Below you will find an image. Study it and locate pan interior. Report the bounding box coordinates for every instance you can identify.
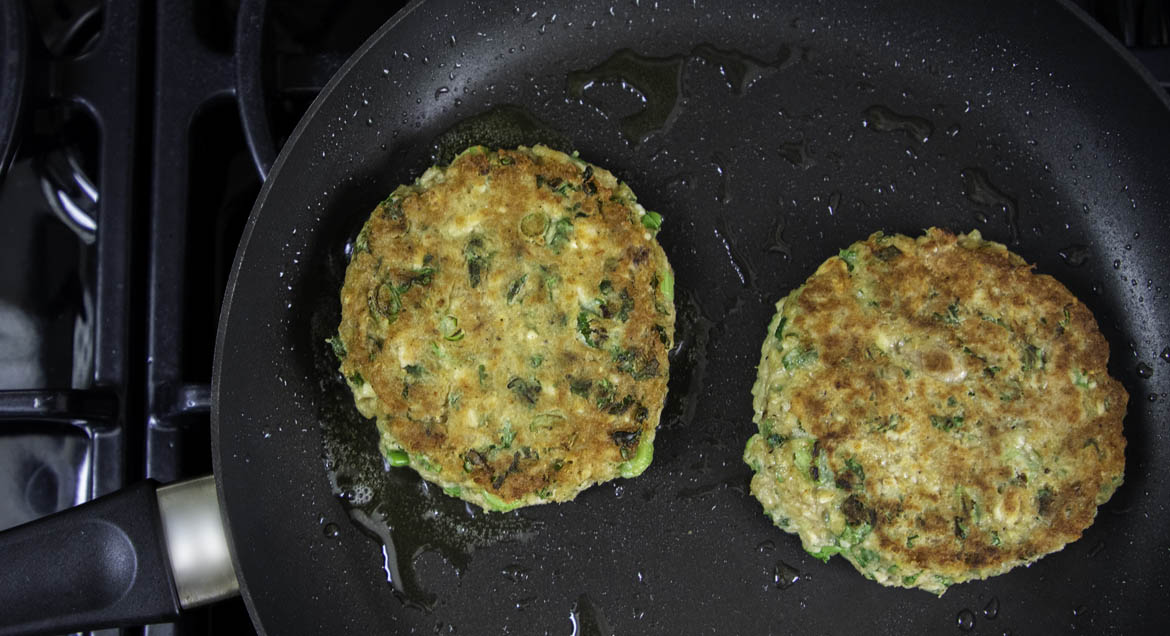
[213,1,1170,634]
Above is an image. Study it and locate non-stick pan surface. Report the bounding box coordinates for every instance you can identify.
[213,1,1170,633]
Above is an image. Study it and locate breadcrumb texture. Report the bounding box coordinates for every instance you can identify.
[743,228,1127,594]
[336,145,675,511]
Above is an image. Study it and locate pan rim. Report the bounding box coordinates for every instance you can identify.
[209,1,427,632]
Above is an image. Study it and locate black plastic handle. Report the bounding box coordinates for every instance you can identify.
[0,480,182,636]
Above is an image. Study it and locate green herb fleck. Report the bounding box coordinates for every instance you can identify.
[500,423,516,448]
[641,211,663,233]
[545,217,574,252]
[353,225,370,255]
[569,377,592,397]
[807,545,843,563]
[930,414,965,432]
[506,274,528,304]
[347,371,364,387]
[507,376,541,405]
[773,316,787,343]
[327,335,347,361]
[370,282,402,321]
[477,364,488,387]
[844,457,866,482]
[577,311,606,348]
[782,346,818,370]
[838,248,858,272]
[463,235,491,288]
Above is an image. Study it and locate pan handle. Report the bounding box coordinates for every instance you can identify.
[0,476,239,636]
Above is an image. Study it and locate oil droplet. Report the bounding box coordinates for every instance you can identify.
[323,522,340,538]
[960,167,1019,243]
[827,191,841,216]
[862,104,935,143]
[956,608,976,631]
[691,43,782,94]
[1159,346,1170,362]
[773,561,801,590]
[1058,244,1090,267]
[983,596,1000,619]
[566,49,683,145]
[514,596,536,611]
[1148,393,1158,402]
[501,564,531,582]
[1137,362,1154,379]
[430,105,572,165]
[1073,604,1088,617]
[1112,259,1121,269]
[756,539,776,553]
[778,139,813,168]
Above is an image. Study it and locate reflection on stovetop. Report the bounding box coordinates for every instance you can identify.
[0,0,1165,634]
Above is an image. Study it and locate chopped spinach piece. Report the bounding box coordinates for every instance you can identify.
[507,376,541,405]
[506,274,528,304]
[782,346,818,370]
[844,457,866,482]
[838,248,858,272]
[930,414,965,432]
[327,335,347,361]
[463,236,491,288]
[773,316,787,343]
[370,282,402,321]
[545,217,574,252]
[641,211,663,233]
[353,225,370,255]
[577,311,607,348]
[568,377,592,397]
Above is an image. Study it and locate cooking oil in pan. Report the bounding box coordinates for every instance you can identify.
[429,104,572,163]
[861,104,934,144]
[566,45,789,145]
[959,166,1020,242]
[315,328,540,610]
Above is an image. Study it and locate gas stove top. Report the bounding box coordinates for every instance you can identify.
[0,1,1164,634]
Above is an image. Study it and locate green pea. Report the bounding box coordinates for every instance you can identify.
[386,449,410,467]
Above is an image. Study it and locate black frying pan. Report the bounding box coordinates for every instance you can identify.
[4,0,1170,634]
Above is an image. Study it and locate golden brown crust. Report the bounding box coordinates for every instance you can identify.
[744,228,1126,593]
[335,145,674,510]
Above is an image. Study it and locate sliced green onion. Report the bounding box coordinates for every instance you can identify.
[439,314,464,341]
[618,438,654,478]
[520,212,549,238]
[659,269,674,302]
